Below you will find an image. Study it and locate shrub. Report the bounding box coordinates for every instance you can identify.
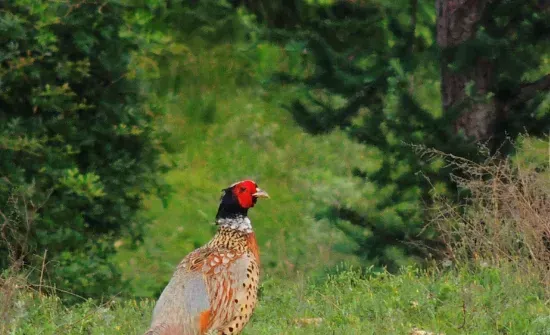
[0,1,168,301]
[428,136,550,281]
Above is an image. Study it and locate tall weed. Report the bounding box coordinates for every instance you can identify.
[426,136,550,283]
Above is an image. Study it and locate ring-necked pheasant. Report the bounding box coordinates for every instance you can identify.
[145,180,269,335]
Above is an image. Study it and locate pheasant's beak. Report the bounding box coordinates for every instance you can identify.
[252,188,270,199]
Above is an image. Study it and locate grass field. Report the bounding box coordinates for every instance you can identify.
[4,266,550,334]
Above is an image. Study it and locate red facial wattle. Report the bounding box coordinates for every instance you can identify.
[232,180,258,209]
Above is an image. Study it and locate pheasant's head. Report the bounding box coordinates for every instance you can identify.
[216,180,269,219]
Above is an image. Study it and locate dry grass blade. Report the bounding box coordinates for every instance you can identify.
[426,135,550,286]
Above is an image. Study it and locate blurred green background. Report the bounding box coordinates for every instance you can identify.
[1,0,549,333]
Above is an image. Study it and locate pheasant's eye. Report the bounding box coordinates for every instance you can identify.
[240,187,247,192]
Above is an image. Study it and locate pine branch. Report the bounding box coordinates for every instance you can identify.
[409,0,417,53]
[512,74,550,106]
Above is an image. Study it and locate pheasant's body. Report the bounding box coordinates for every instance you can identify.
[145,181,268,335]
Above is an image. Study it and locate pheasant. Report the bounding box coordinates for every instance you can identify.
[145,180,269,335]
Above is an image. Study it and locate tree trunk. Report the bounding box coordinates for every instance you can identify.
[436,0,496,141]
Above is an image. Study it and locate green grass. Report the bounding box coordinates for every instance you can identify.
[4,266,550,334]
[250,266,550,334]
[115,42,366,297]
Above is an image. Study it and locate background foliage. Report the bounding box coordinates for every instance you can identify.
[255,0,550,271]
[0,0,173,301]
[0,4,549,335]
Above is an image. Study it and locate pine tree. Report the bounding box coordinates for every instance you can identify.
[264,0,550,270]
[437,0,550,145]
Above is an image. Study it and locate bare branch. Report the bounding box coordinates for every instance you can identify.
[515,74,550,105]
